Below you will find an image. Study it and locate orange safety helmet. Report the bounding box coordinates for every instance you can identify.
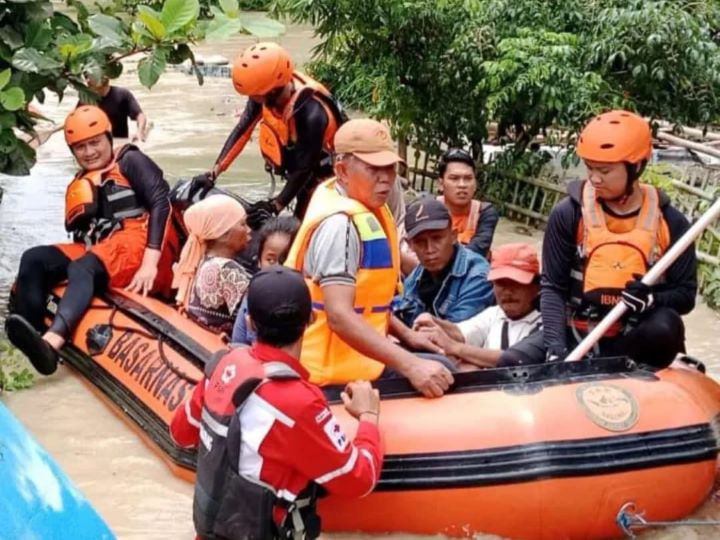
[576,110,652,165]
[231,42,294,96]
[64,106,112,146]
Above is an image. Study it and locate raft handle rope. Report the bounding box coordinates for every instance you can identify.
[616,502,720,538]
[106,306,201,385]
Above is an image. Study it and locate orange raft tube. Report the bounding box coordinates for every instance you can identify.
[42,287,720,540]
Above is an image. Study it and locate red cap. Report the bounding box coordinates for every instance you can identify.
[488,243,540,284]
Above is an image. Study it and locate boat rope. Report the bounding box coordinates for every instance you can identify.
[107,306,201,385]
[616,502,720,538]
[157,338,202,384]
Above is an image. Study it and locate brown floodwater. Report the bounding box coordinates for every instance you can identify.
[2,23,720,540]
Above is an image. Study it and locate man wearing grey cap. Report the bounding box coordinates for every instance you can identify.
[285,118,454,398]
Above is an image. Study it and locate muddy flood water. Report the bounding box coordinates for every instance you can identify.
[2,23,720,540]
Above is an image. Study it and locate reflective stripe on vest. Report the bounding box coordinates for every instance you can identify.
[66,145,147,244]
[259,72,340,170]
[285,179,400,385]
[194,349,302,538]
[568,181,662,312]
[438,196,480,245]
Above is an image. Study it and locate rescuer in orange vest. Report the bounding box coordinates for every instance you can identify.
[193,42,347,228]
[436,148,499,258]
[6,106,177,376]
[499,110,697,368]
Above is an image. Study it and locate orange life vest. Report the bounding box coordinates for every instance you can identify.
[572,182,662,311]
[438,196,481,244]
[258,72,342,172]
[285,179,400,385]
[64,145,145,244]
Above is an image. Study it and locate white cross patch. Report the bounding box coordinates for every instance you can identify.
[221,364,237,384]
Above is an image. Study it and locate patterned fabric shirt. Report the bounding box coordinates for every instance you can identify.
[187,256,251,335]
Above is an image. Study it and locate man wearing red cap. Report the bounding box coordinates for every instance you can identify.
[415,243,542,368]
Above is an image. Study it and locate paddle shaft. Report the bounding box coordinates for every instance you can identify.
[565,195,720,362]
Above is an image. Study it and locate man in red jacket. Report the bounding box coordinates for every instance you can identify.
[171,266,383,540]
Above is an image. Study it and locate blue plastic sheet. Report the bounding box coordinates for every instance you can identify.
[0,401,115,540]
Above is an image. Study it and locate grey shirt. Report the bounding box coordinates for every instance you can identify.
[304,213,361,287]
[304,177,403,287]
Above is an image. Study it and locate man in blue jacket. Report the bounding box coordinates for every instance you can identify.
[391,197,494,349]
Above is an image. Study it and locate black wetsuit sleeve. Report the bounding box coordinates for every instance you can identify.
[214,99,263,171]
[652,206,697,314]
[540,197,579,351]
[275,98,328,208]
[119,150,170,250]
[124,89,142,119]
[467,202,499,258]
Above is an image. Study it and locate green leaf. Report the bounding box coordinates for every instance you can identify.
[3,136,36,176]
[57,34,94,62]
[66,0,90,23]
[21,1,53,22]
[88,14,125,46]
[0,127,17,151]
[105,61,124,79]
[12,48,63,73]
[205,13,244,41]
[0,112,16,128]
[24,21,53,50]
[71,81,99,105]
[81,56,104,82]
[138,49,167,88]
[167,43,193,64]
[51,12,80,35]
[0,26,24,50]
[91,37,124,53]
[219,0,239,18]
[138,6,167,40]
[0,42,13,63]
[0,87,26,111]
[242,16,286,38]
[161,0,200,34]
[0,69,10,91]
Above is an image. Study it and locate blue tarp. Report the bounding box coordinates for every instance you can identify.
[0,401,115,540]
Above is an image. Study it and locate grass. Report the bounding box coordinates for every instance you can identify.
[0,337,35,393]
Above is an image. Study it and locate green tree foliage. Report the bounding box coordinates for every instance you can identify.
[275,0,720,157]
[0,0,284,175]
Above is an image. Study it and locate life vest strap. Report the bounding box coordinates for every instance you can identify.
[311,302,392,314]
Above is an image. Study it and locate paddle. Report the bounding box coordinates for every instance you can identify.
[565,194,720,362]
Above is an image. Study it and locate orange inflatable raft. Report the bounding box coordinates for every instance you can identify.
[41,287,720,539]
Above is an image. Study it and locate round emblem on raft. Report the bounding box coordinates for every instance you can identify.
[576,383,639,432]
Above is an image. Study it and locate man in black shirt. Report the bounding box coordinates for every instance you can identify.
[6,106,174,377]
[501,110,696,369]
[194,42,346,227]
[82,75,148,141]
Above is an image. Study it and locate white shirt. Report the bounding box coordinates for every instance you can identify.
[456,306,542,350]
